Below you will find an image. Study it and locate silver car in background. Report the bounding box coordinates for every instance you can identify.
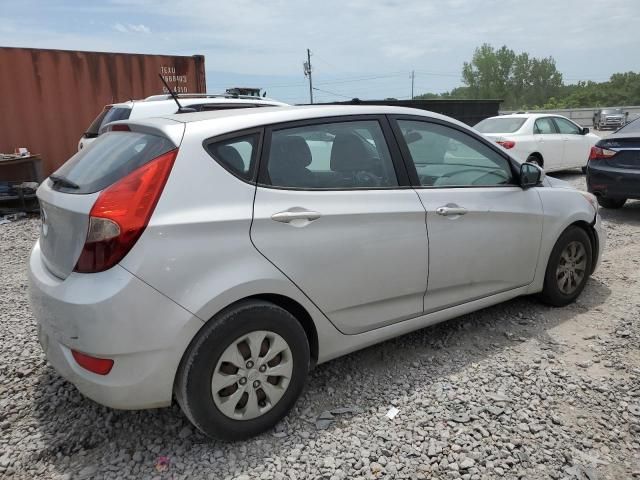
[29,105,604,440]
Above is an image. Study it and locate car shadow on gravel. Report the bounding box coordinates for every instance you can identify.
[29,278,611,477]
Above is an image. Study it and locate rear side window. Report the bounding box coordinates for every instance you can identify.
[264,120,398,189]
[206,134,259,181]
[534,118,557,134]
[52,131,175,194]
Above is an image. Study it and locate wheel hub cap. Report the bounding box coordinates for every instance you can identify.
[211,330,293,420]
[556,241,587,295]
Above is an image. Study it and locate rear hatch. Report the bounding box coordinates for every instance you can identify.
[38,120,185,279]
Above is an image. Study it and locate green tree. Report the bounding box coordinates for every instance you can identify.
[460,44,562,108]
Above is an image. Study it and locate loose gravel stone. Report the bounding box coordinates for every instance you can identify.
[1,176,639,479]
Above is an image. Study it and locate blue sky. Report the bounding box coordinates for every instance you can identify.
[1,0,639,104]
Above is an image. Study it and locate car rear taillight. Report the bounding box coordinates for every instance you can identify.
[74,149,177,273]
[110,124,131,132]
[589,146,617,161]
[496,140,515,149]
[71,350,114,375]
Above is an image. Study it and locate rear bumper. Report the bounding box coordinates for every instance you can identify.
[587,164,640,199]
[28,240,203,409]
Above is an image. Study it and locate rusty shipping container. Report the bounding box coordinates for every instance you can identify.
[0,47,206,176]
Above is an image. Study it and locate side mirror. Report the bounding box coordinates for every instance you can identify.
[581,127,590,135]
[520,162,544,189]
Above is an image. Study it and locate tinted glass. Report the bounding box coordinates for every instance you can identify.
[553,117,581,134]
[397,120,513,187]
[85,107,111,137]
[207,134,258,180]
[53,131,175,194]
[474,117,526,133]
[617,118,640,134]
[265,121,398,189]
[98,107,132,133]
[534,118,556,134]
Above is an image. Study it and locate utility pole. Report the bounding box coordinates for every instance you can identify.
[304,49,313,104]
[410,70,415,100]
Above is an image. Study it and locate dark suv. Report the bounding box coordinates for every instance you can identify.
[593,108,627,130]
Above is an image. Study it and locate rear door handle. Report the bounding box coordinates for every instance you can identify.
[436,206,467,216]
[271,210,321,223]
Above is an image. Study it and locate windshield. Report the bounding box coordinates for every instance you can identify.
[474,117,527,133]
[616,118,640,134]
[602,109,623,114]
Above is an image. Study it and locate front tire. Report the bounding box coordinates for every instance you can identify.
[597,196,626,209]
[540,226,592,307]
[175,300,310,440]
[526,155,542,167]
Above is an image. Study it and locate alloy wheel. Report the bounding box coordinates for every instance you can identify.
[556,241,587,295]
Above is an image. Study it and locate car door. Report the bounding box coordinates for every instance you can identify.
[532,117,564,170]
[552,117,590,169]
[391,116,544,313]
[250,116,429,335]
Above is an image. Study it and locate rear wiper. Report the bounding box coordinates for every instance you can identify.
[49,174,80,189]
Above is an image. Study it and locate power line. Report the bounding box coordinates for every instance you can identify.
[312,87,353,99]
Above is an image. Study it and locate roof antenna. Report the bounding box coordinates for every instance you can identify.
[158,74,196,113]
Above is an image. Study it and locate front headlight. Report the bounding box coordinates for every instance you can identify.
[580,191,598,213]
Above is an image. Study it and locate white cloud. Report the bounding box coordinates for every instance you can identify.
[2,0,639,101]
[112,22,151,34]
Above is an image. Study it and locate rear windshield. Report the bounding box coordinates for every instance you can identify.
[99,107,132,131]
[52,131,175,194]
[474,117,527,133]
[85,107,111,137]
[617,118,640,134]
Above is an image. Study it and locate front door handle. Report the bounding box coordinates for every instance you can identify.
[271,210,321,223]
[436,206,467,216]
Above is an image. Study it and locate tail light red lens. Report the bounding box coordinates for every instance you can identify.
[110,124,131,132]
[589,146,617,160]
[496,140,515,149]
[74,149,178,273]
[71,350,114,375]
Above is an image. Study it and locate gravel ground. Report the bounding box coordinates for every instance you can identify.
[1,172,639,480]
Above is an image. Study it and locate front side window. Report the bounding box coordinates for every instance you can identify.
[265,120,398,189]
[533,117,557,134]
[397,120,513,187]
[207,134,258,180]
[553,117,581,135]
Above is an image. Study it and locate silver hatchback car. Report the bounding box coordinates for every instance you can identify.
[29,105,604,440]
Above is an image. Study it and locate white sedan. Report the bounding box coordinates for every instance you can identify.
[475,114,600,172]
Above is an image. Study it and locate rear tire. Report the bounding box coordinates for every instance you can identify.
[539,226,592,307]
[526,155,542,167]
[175,300,310,440]
[597,196,626,209]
